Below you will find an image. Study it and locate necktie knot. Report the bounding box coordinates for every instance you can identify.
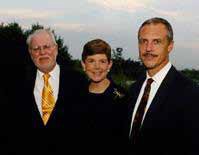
[43,73,50,83]
[147,78,153,86]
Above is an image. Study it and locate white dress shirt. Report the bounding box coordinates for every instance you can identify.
[130,62,172,136]
[34,64,60,116]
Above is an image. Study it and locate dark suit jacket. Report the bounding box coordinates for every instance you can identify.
[127,66,199,155]
[9,65,88,154]
[0,87,11,152]
[25,65,86,128]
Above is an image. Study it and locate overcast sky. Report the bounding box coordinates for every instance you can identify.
[1,0,199,69]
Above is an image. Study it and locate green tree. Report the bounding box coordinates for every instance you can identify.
[181,69,199,83]
[55,35,72,66]
[0,22,27,66]
[112,47,124,75]
[111,47,145,88]
[0,22,27,92]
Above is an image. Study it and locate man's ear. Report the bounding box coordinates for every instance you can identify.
[168,41,174,53]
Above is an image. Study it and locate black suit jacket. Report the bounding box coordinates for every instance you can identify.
[10,65,88,154]
[0,87,11,152]
[127,66,199,155]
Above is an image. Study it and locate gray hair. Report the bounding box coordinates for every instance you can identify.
[26,29,57,47]
[138,17,174,43]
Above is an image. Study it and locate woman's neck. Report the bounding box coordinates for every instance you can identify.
[89,78,110,94]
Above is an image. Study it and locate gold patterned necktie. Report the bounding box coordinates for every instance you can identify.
[42,73,56,125]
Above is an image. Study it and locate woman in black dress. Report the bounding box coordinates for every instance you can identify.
[81,39,128,154]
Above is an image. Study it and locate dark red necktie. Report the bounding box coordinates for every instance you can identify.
[130,78,153,143]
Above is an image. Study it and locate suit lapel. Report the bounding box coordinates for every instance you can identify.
[142,66,177,126]
[25,67,44,127]
[127,75,146,131]
[46,67,64,126]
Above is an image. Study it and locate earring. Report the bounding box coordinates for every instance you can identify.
[107,69,110,72]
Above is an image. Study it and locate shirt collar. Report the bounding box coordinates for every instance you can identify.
[37,63,59,80]
[146,62,172,85]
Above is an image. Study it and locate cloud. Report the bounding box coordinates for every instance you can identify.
[0,9,61,19]
[53,22,115,34]
[177,41,199,50]
[53,23,86,32]
[150,8,180,18]
[87,0,151,13]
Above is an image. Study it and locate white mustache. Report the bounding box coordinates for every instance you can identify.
[39,56,50,59]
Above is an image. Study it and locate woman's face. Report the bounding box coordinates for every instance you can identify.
[82,54,112,83]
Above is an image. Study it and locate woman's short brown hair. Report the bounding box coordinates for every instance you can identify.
[82,39,111,62]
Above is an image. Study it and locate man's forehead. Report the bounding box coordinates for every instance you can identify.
[140,24,167,37]
[141,23,167,32]
[31,33,52,44]
[32,32,50,39]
